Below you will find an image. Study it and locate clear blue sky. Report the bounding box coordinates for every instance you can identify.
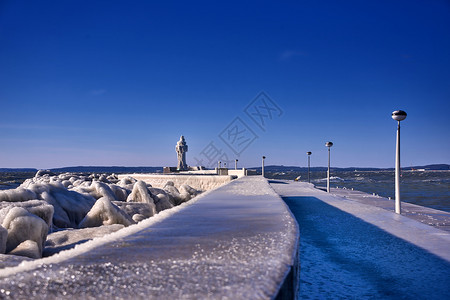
[1,0,449,169]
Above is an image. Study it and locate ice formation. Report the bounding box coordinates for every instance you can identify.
[0,207,48,256]
[44,224,125,256]
[0,225,7,254]
[8,240,41,259]
[0,171,201,260]
[79,197,134,228]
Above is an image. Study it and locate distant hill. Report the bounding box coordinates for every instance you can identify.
[0,168,38,173]
[248,164,450,172]
[0,166,163,173]
[1,164,448,173]
[49,166,163,174]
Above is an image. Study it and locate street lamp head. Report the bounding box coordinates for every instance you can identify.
[325,141,333,148]
[262,156,266,159]
[392,110,407,121]
[307,151,312,155]
[235,159,238,162]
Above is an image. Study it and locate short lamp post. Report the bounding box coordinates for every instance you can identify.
[235,159,238,170]
[325,142,333,193]
[392,110,407,214]
[262,156,266,178]
[218,161,221,169]
[307,152,312,183]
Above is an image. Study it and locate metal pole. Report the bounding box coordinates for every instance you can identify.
[262,156,265,178]
[392,110,406,214]
[395,121,401,214]
[308,154,311,183]
[327,147,331,193]
[235,159,238,170]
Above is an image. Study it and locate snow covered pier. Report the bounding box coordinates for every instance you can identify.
[271,180,450,298]
[2,176,449,299]
[0,177,299,299]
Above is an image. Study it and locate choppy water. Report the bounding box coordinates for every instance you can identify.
[268,170,450,213]
[1,169,449,212]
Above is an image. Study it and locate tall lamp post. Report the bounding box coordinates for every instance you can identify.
[307,152,312,183]
[325,142,333,193]
[262,156,266,178]
[392,110,407,214]
[235,159,238,170]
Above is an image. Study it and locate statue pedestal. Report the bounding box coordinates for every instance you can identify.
[163,166,206,174]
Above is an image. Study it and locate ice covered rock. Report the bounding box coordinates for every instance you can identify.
[79,197,135,228]
[180,184,200,197]
[107,173,119,183]
[117,176,137,190]
[0,225,7,254]
[108,184,129,201]
[163,182,183,205]
[44,224,125,256]
[127,180,157,215]
[8,240,41,259]
[0,188,36,202]
[0,200,54,228]
[132,214,146,222]
[40,188,96,228]
[75,181,117,202]
[1,207,48,257]
[35,169,55,177]
[113,201,155,220]
[153,192,174,212]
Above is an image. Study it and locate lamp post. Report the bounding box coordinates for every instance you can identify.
[325,142,333,192]
[218,161,221,169]
[392,110,407,214]
[306,151,312,183]
[262,156,266,177]
[235,159,238,170]
[307,152,312,183]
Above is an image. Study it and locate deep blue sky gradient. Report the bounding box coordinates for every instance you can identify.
[1,0,449,168]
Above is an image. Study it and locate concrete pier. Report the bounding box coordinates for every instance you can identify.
[0,177,299,299]
[1,176,449,299]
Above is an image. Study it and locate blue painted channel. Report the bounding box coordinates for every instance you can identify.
[283,196,450,299]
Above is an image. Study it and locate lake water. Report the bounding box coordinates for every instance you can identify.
[267,170,450,213]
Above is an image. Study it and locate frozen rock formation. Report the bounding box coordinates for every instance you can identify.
[113,202,156,220]
[126,180,157,216]
[44,224,125,256]
[0,188,36,202]
[0,200,54,228]
[79,197,134,228]
[8,240,41,259]
[0,225,7,254]
[0,171,202,259]
[1,207,48,257]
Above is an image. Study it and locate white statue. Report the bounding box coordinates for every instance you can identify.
[176,135,188,170]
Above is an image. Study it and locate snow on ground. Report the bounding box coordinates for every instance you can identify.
[0,171,201,260]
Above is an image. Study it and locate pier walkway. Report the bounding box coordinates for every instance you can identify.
[271,180,450,299]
